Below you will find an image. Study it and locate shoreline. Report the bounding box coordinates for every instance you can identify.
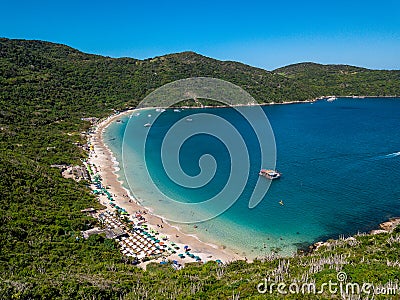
[308,217,400,253]
[164,95,400,110]
[87,95,400,266]
[88,109,242,267]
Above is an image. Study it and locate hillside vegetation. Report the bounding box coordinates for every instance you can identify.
[1,38,400,299]
[275,62,400,97]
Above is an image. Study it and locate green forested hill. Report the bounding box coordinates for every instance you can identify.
[0,37,311,123]
[274,62,400,96]
[1,38,400,299]
[1,38,399,124]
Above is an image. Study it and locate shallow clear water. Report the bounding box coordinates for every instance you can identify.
[104,98,400,258]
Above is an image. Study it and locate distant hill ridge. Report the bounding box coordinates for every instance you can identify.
[1,38,399,121]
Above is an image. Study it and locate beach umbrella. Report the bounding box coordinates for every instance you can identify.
[215,259,222,264]
[184,245,188,249]
[178,254,184,258]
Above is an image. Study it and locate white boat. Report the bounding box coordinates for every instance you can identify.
[148,114,152,117]
[327,97,337,102]
[259,169,281,180]
[173,109,180,112]
[186,118,193,122]
[144,123,151,127]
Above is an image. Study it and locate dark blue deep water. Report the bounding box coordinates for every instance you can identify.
[105,98,400,257]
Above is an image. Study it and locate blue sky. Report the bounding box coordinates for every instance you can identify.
[1,0,400,70]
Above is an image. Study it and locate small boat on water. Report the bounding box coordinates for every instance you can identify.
[144,123,151,127]
[186,118,193,122]
[173,109,180,112]
[259,169,281,180]
[327,96,337,102]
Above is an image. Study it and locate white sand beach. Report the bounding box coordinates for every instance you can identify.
[88,109,242,268]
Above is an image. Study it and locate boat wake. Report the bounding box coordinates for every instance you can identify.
[374,151,400,160]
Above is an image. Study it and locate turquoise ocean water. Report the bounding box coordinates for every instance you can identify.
[104,98,400,258]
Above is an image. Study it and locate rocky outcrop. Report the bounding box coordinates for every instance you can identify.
[309,217,400,252]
